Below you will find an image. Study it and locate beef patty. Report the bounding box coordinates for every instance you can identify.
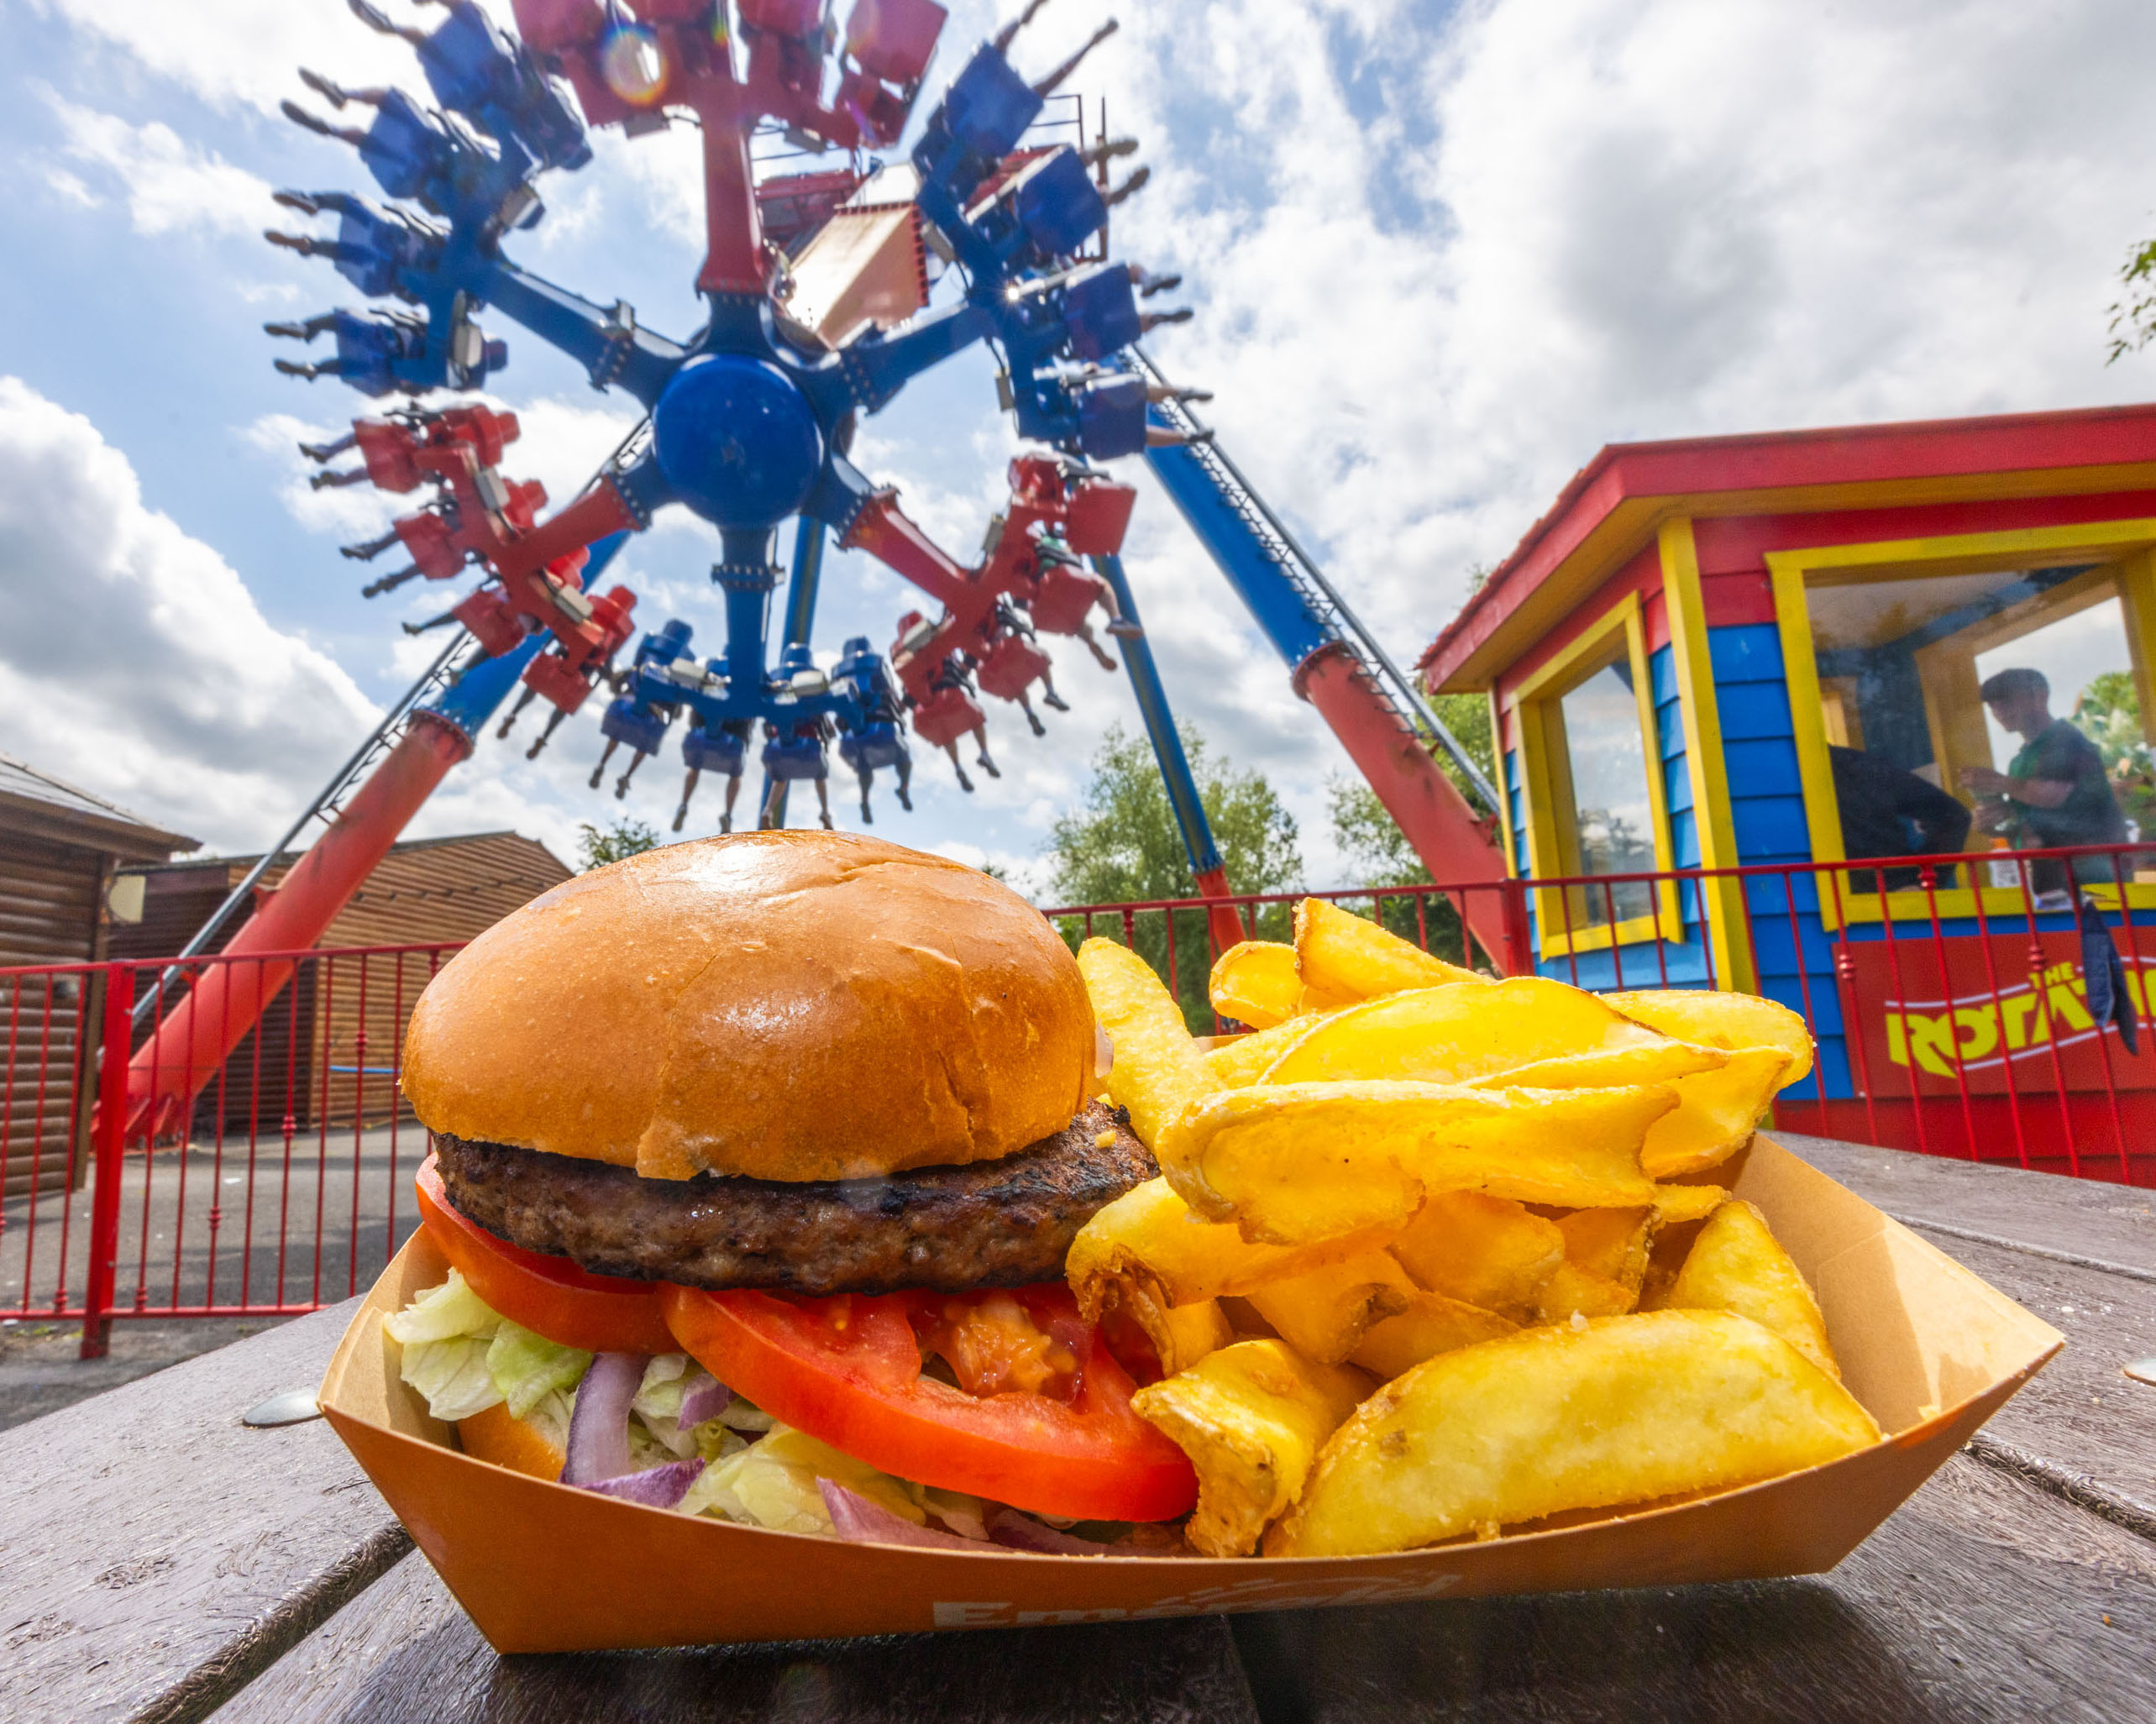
[432,1102,1155,1297]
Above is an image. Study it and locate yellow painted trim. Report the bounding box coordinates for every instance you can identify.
[2120,549,2156,745]
[1766,518,2156,930]
[1512,592,1681,956]
[1657,518,1757,993]
[1832,881,2156,925]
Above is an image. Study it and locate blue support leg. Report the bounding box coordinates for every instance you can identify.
[1093,554,1246,950]
[761,518,827,829]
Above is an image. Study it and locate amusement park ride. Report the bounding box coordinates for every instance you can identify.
[127,0,1514,1138]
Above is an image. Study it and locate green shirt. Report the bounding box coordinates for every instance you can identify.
[2006,719,2127,850]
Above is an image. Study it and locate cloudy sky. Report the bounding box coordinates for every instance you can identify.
[5,0,2156,897]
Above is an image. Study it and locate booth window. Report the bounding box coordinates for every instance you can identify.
[1773,535,2156,922]
[1513,593,1678,949]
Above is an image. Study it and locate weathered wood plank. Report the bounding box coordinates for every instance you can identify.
[1892,1230,2156,1527]
[212,1552,1260,1724]
[0,1299,410,1724]
[1230,1452,2156,1723]
[1778,1132,2156,1276]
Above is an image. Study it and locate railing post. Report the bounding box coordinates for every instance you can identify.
[80,965,134,1360]
[1498,878,1534,977]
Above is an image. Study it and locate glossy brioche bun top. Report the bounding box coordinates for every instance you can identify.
[401,831,1094,1183]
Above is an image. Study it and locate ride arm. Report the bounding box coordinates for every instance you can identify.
[827,301,996,416]
[838,490,974,611]
[472,257,685,407]
[1094,553,1249,953]
[1139,400,1522,972]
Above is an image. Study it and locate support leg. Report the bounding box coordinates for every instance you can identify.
[496,684,539,739]
[674,766,702,832]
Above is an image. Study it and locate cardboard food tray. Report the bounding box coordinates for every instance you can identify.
[318,1133,2061,1653]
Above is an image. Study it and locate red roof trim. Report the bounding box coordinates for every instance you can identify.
[1419,401,2156,690]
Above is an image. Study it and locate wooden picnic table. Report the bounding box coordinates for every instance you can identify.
[2,1133,2151,1723]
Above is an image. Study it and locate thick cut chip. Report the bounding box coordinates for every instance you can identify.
[1648,1199,1840,1380]
[1295,899,1484,1000]
[1209,941,1304,1030]
[1531,1206,1655,1321]
[1471,1041,1728,1091]
[1387,1191,1564,1318]
[1078,939,1218,1151]
[1639,1046,1794,1179]
[1206,1016,1336,1087]
[1244,1250,1418,1366]
[1158,1082,1671,1245]
[1151,1299,1235,1377]
[1349,1292,1518,1381]
[1555,1207,1655,1292]
[1533,1261,1636,1322]
[1267,1310,1882,1557]
[1262,978,1696,1090]
[1068,1178,1400,1321]
[1130,1339,1371,1559]
[1605,989,1814,1086]
[1652,1183,1729,1226]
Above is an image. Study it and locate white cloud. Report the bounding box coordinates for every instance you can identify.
[0,377,380,851]
[42,90,272,237]
[29,0,2156,896]
[25,0,478,115]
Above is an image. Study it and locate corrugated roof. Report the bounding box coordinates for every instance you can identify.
[0,751,197,852]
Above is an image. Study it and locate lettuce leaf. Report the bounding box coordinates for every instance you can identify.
[486,1322,593,1420]
[685,1423,926,1532]
[383,1269,498,1345]
[398,1335,502,1422]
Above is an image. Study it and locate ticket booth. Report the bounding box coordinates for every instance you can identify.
[1418,405,2156,1184]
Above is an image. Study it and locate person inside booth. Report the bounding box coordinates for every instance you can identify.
[1829,745,1972,890]
[1959,667,2128,895]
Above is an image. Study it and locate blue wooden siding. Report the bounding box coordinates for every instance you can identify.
[1707,621,1844,1099]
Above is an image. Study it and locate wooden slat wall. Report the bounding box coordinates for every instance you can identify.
[309,834,569,1129]
[112,834,570,1137]
[0,835,98,1197]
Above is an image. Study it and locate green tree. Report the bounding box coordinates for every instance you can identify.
[1326,691,1499,965]
[577,818,659,871]
[2075,670,2156,836]
[2110,238,2156,363]
[1046,723,1303,1029]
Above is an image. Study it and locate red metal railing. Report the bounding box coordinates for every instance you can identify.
[2,945,458,1357]
[6,842,2150,1354]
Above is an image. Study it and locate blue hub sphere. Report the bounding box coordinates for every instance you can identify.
[652,354,824,530]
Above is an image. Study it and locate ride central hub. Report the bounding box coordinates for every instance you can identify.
[653,354,825,529]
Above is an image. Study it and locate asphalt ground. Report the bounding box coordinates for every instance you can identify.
[0,1123,421,1431]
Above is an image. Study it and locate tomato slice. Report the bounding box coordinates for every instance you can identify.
[662,1282,1199,1523]
[415,1155,677,1355]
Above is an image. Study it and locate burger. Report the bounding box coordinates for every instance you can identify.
[381,831,1197,1548]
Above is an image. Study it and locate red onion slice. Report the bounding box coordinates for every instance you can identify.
[987,1508,1111,1556]
[563,1352,647,1486]
[676,1370,729,1430]
[819,1481,989,1551]
[582,1458,705,1509]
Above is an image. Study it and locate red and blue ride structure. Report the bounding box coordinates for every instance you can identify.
[128,0,1511,1139]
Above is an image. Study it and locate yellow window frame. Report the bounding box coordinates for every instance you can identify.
[1508,591,1682,955]
[1767,518,2156,930]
